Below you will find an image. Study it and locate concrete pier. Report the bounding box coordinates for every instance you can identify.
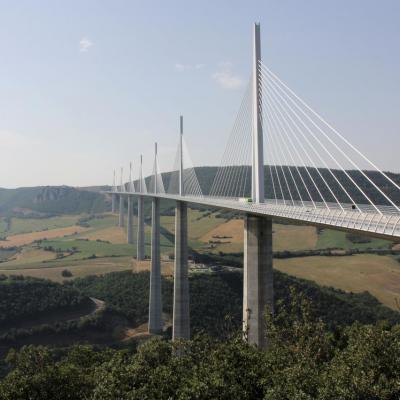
[137,196,145,260]
[243,215,273,348]
[172,201,190,340]
[118,196,125,227]
[111,193,116,213]
[127,196,134,244]
[148,197,162,334]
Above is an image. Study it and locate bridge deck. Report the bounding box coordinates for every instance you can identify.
[110,191,400,241]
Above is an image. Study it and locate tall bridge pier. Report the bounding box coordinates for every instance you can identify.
[149,197,162,333]
[118,195,125,227]
[118,168,125,227]
[137,155,145,261]
[137,197,145,259]
[111,169,116,213]
[127,196,134,244]
[172,116,190,340]
[111,194,116,213]
[126,163,134,244]
[243,216,273,347]
[148,144,163,334]
[242,22,273,348]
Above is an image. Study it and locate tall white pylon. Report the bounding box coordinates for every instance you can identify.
[111,169,116,213]
[139,155,144,193]
[154,143,158,194]
[251,22,264,203]
[129,161,134,192]
[137,154,145,260]
[120,167,124,192]
[179,116,184,196]
[118,167,125,227]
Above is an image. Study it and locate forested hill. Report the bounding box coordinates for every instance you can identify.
[0,186,108,216]
[1,166,398,217]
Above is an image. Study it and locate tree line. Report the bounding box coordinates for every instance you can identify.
[0,289,399,399]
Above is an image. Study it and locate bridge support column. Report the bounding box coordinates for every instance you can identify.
[137,196,145,260]
[111,193,116,213]
[172,201,190,340]
[127,196,134,244]
[118,195,125,227]
[243,215,273,348]
[148,197,162,334]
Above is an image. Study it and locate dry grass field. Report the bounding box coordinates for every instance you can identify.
[273,224,318,251]
[199,220,318,253]
[80,226,128,244]
[0,256,132,282]
[132,259,174,276]
[0,247,56,267]
[0,226,89,248]
[0,209,397,311]
[8,215,81,235]
[275,254,400,310]
[200,219,244,244]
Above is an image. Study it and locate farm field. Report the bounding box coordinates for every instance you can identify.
[0,256,133,282]
[7,215,81,235]
[132,259,174,276]
[275,254,400,309]
[0,246,56,266]
[0,226,88,248]
[198,219,319,253]
[0,208,397,308]
[316,228,391,250]
[0,218,7,236]
[0,215,81,237]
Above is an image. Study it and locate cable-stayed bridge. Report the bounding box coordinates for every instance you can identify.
[107,24,400,348]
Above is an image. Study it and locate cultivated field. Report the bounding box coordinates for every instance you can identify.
[132,259,174,276]
[6,215,81,235]
[0,256,132,282]
[199,219,319,253]
[0,226,88,248]
[275,254,400,309]
[0,209,397,310]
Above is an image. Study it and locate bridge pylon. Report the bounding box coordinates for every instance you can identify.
[243,23,274,349]
[251,22,264,204]
[137,155,145,260]
[149,143,163,334]
[173,116,190,341]
[118,167,125,227]
[127,162,134,244]
[111,169,116,213]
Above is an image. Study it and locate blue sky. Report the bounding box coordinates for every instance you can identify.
[0,0,399,187]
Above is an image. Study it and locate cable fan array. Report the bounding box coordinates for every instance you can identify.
[167,135,203,197]
[148,154,166,194]
[259,61,400,213]
[209,79,253,198]
[209,62,400,214]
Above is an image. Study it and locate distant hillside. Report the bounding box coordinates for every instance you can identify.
[157,166,400,205]
[1,165,398,218]
[0,186,109,216]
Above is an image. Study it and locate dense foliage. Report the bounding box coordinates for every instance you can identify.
[73,270,400,336]
[0,291,399,400]
[0,275,89,324]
